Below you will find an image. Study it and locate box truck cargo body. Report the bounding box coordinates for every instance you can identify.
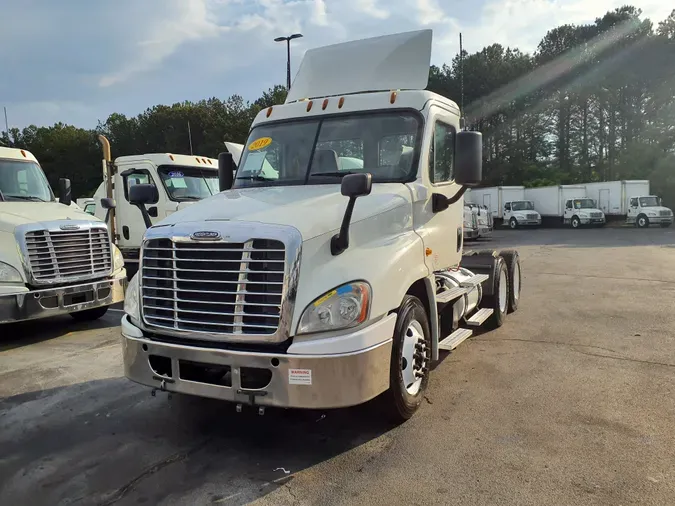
[468,186,525,219]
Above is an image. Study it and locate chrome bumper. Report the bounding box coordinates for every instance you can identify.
[0,271,127,324]
[121,315,393,409]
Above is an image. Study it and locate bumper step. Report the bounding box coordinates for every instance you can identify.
[438,328,473,351]
[466,308,494,326]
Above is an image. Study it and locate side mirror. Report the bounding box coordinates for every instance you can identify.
[454,131,482,186]
[331,173,372,255]
[129,184,159,229]
[58,178,72,206]
[218,152,234,191]
[100,197,116,210]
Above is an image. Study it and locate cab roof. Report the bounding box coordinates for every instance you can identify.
[114,153,217,170]
[0,146,39,163]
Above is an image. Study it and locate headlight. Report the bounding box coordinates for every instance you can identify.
[112,245,125,272]
[124,273,140,323]
[647,212,657,217]
[0,261,23,283]
[298,281,371,334]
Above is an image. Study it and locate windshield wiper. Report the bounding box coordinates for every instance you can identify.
[235,174,276,182]
[4,194,47,202]
[310,171,359,177]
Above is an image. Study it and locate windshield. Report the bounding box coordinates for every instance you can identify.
[234,112,421,188]
[511,201,534,211]
[573,199,595,209]
[158,165,218,201]
[0,159,54,202]
[639,196,660,207]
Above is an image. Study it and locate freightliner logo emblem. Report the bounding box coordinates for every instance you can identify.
[190,230,221,241]
[59,224,80,231]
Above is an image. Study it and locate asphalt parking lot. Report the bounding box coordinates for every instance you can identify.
[2,227,675,506]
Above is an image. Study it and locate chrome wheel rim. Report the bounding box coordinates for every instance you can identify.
[513,261,520,302]
[401,320,426,395]
[499,269,508,313]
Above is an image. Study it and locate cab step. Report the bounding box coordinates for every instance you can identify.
[466,307,494,326]
[436,286,467,305]
[438,328,473,351]
[459,274,489,287]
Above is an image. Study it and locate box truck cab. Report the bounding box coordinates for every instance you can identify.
[92,143,220,277]
[0,147,125,324]
[564,198,606,228]
[120,30,523,422]
[503,200,541,229]
[627,196,673,228]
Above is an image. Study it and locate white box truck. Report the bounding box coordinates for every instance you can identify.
[584,180,672,227]
[119,30,524,421]
[0,147,126,324]
[525,184,605,227]
[467,186,540,228]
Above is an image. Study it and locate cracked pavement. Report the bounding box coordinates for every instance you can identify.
[1,227,675,505]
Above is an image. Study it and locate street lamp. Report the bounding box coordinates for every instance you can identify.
[274,33,303,90]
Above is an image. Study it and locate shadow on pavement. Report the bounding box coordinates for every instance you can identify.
[0,312,120,352]
[0,378,395,506]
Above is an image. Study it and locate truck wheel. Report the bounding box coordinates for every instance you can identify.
[660,222,671,228]
[483,257,509,330]
[70,306,109,321]
[637,215,649,228]
[571,216,581,228]
[509,217,518,230]
[382,295,431,422]
[499,250,521,313]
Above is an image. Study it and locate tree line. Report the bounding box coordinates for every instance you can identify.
[2,6,675,204]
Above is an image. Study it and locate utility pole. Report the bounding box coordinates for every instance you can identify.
[187,121,193,155]
[274,33,303,90]
[3,107,10,146]
[460,33,465,130]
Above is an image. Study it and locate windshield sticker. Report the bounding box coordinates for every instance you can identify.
[168,171,184,178]
[248,137,272,151]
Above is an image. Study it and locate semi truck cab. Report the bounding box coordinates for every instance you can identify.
[0,147,125,324]
[120,30,523,421]
[564,198,606,228]
[626,196,673,228]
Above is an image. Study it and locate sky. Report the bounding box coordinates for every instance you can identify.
[1,0,672,130]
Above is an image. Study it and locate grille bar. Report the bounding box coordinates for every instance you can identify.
[141,237,286,337]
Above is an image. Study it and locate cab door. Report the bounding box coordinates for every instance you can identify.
[627,197,638,223]
[503,202,512,221]
[412,105,463,272]
[563,200,574,222]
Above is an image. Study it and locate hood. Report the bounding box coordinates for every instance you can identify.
[576,208,603,215]
[643,206,672,214]
[512,210,540,217]
[155,184,412,241]
[0,202,102,233]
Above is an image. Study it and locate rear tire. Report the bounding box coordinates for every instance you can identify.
[483,256,509,330]
[381,295,431,422]
[69,306,109,321]
[499,250,521,313]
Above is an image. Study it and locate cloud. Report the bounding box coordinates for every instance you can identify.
[0,0,672,129]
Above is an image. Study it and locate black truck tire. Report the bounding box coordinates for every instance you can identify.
[499,250,521,313]
[382,295,431,422]
[483,256,509,330]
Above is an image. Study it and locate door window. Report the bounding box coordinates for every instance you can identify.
[428,121,455,184]
[505,203,511,211]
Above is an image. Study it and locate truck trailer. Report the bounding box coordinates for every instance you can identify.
[0,147,126,324]
[119,30,523,421]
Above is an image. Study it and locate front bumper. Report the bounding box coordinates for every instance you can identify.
[478,226,492,237]
[121,314,393,409]
[581,217,605,225]
[0,271,127,324]
[648,216,673,224]
[464,228,479,239]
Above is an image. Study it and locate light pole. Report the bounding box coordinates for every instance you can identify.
[274,33,303,90]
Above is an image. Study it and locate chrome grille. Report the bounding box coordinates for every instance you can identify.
[526,213,538,220]
[24,227,112,283]
[141,239,285,336]
[591,212,603,218]
[660,210,672,217]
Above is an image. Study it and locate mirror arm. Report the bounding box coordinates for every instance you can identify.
[447,186,468,206]
[134,204,153,229]
[331,196,358,256]
[432,186,468,213]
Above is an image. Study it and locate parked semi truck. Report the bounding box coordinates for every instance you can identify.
[0,147,126,324]
[120,30,523,421]
[524,184,605,228]
[91,137,222,278]
[583,180,672,227]
[463,204,479,240]
[465,203,493,237]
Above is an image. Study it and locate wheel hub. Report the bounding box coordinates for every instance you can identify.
[401,320,428,395]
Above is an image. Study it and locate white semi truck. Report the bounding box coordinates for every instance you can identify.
[524,185,605,228]
[120,30,523,421]
[584,180,672,228]
[91,137,222,278]
[0,147,126,324]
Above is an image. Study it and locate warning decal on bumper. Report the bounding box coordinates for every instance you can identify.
[289,368,312,385]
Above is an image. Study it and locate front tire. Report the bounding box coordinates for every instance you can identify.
[499,250,521,313]
[571,216,581,228]
[382,295,431,422]
[637,215,649,228]
[69,306,109,321]
[509,217,518,229]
